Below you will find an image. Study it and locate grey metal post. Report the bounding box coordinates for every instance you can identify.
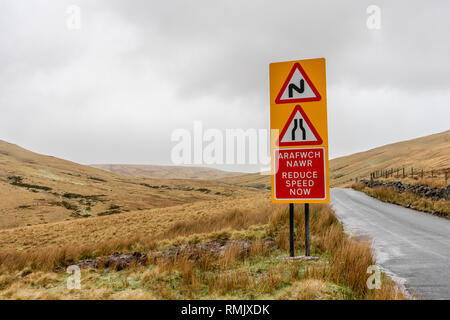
[289,203,294,257]
[305,203,310,256]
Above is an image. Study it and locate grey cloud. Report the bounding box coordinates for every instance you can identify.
[105,0,450,99]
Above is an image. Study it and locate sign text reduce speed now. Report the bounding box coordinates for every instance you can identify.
[274,147,326,200]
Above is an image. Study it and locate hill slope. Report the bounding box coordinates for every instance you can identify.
[91,164,241,180]
[0,140,259,229]
[330,130,450,186]
[217,172,271,190]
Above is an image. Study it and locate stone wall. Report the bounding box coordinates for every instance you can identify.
[360,179,450,200]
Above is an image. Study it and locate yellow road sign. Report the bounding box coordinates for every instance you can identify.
[270,58,330,204]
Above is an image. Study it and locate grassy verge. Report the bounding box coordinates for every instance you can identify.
[0,201,405,300]
[352,182,449,218]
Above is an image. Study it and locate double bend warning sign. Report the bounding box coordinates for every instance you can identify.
[270,58,329,204]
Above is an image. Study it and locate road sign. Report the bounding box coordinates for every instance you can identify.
[275,62,321,104]
[270,58,329,204]
[276,105,322,146]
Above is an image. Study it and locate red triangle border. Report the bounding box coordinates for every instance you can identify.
[276,105,323,147]
[275,63,321,104]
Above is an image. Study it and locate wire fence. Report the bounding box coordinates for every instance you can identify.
[368,167,449,186]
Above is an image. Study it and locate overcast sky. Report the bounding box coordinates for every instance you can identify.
[1,0,449,172]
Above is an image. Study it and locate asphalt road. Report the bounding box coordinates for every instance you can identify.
[331,188,450,300]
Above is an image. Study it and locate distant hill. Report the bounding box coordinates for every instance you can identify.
[217,172,271,190]
[0,140,258,229]
[91,164,242,180]
[330,130,450,186]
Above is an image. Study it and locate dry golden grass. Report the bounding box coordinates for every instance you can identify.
[0,194,272,271]
[352,183,450,217]
[217,172,271,190]
[319,238,374,295]
[0,139,259,229]
[277,279,328,300]
[0,195,405,300]
[91,164,241,180]
[371,174,448,189]
[416,176,448,188]
[267,204,403,299]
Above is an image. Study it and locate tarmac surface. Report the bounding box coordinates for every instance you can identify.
[331,188,450,300]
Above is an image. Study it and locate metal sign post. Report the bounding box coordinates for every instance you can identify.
[305,203,310,256]
[289,203,294,257]
[289,203,311,257]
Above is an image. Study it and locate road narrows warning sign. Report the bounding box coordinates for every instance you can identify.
[276,105,322,146]
[275,62,321,104]
[270,58,329,204]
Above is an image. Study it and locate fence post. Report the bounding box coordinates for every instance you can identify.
[411,167,413,178]
[446,170,448,185]
[403,167,405,178]
[431,170,434,178]
[421,169,424,178]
